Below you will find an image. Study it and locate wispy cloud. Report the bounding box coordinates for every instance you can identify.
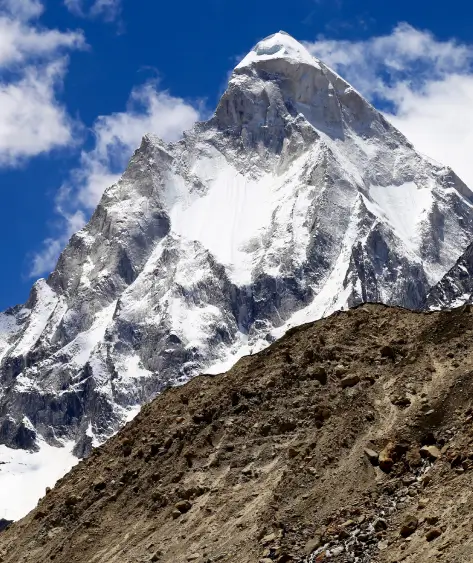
[305,24,473,187]
[30,83,202,277]
[64,0,121,22]
[0,0,44,20]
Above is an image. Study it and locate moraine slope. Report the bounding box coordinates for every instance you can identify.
[1,305,473,562]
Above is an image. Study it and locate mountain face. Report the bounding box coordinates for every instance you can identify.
[425,241,473,309]
[1,31,473,515]
[3,304,473,563]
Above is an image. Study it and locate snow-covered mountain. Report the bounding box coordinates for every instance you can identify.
[1,31,473,518]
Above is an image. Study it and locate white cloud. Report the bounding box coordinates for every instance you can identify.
[305,24,473,187]
[64,0,121,21]
[0,0,43,20]
[30,83,201,276]
[0,1,85,165]
[29,238,65,279]
[0,17,83,66]
[0,62,79,165]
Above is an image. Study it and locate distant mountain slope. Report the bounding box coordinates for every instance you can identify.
[425,241,473,309]
[1,32,473,519]
[2,304,473,563]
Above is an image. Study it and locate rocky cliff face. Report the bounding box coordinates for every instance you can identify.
[425,241,473,309]
[0,32,473,516]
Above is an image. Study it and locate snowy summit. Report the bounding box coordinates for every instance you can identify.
[236,31,321,69]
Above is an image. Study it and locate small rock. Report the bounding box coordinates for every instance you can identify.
[400,515,418,538]
[93,479,106,492]
[64,494,79,507]
[364,448,379,466]
[187,554,200,561]
[421,474,432,487]
[175,500,192,514]
[373,518,388,531]
[378,540,389,550]
[420,446,441,461]
[333,364,348,377]
[426,528,442,541]
[278,420,297,433]
[304,536,322,555]
[260,533,277,545]
[340,375,360,388]
[171,509,182,519]
[418,498,430,509]
[391,396,412,407]
[307,365,327,385]
[380,345,396,359]
[426,515,439,525]
[378,446,394,472]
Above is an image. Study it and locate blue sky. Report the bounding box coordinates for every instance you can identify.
[1,0,473,309]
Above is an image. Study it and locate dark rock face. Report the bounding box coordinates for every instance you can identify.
[425,242,473,309]
[0,520,12,533]
[0,31,472,465]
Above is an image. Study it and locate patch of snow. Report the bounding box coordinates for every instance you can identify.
[80,256,95,288]
[58,300,117,367]
[0,312,18,362]
[0,438,77,521]
[13,280,58,356]
[169,298,223,349]
[169,150,312,285]
[124,405,141,422]
[367,182,433,251]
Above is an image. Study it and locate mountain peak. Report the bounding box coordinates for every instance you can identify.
[236,31,320,70]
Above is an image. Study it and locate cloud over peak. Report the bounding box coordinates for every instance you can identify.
[304,24,473,188]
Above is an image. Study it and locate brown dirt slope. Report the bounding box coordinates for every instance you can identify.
[2,304,473,563]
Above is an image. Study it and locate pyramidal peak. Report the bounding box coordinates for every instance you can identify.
[236,31,321,70]
[218,29,389,151]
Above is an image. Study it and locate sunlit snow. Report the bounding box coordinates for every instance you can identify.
[0,439,77,521]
